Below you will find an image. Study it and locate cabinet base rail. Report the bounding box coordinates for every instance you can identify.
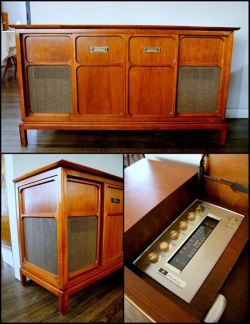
[19,122,227,146]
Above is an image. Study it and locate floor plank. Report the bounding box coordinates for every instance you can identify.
[1,262,123,323]
[1,74,248,153]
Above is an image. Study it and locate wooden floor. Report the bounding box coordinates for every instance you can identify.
[1,262,124,323]
[1,72,249,153]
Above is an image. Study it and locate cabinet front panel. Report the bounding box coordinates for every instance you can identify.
[179,36,224,65]
[177,66,220,114]
[25,35,71,63]
[67,180,100,215]
[102,186,123,264]
[23,217,58,274]
[129,36,176,65]
[21,180,57,214]
[129,67,175,117]
[68,216,98,273]
[77,66,125,116]
[27,66,72,114]
[76,36,123,64]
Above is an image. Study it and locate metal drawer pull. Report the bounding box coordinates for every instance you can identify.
[89,46,109,53]
[143,47,161,53]
[111,198,120,203]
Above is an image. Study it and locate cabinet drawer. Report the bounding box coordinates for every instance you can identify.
[179,36,224,65]
[105,186,123,215]
[76,36,123,65]
[25,35,71,63]
[129,36,176,65]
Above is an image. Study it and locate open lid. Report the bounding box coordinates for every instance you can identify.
[204,154,248,186]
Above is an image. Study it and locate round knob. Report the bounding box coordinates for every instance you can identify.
[147,252,159,263]
[228,216,238,224]
[195,204,205,213]
[187,211,196,221]
[159,241,169,252]
[169,230,179,240]
[179,220,188,230]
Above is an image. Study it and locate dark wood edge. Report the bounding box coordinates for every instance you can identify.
[9,24,240,31]
[13,160,123,183]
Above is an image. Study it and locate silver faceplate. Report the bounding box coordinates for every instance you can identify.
[133,200,244,303]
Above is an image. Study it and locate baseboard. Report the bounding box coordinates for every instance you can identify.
[1,245,14,267]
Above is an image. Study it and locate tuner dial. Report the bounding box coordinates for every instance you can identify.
[147,252,159,263]
[187,212,196,221]
[179,220,188,230]
[195,204,205,213]
[159,241,169,252]
[169,230,179,240]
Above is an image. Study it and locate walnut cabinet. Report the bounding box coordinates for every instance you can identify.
[14,25,239,145]
[14,160,123,314]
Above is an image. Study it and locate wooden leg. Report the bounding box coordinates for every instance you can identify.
[19,124,28,146]
[219,125,227,145]
[59,292,69,315]
[20,272,27,286]
[3,57,12,79]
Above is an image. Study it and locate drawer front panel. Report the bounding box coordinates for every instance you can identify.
[67,179,100,215]
[27,66,72,114]
[25,36,71,63]
[129,36,177,65]
[177,66,221,114]
[105,186,123,215]
[129,66,175,116]
[77,66,125,116]
[76,36,123,64]
[21,180,57,214]
[179,37,224,65]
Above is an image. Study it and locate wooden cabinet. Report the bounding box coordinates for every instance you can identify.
[14,25,239,145]
[124,156,248,322]
[14,160,123,314]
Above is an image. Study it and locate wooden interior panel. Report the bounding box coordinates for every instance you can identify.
[179,36,224,65]
[129,67,175,116]
[205,154,248,186]
[76,36,123,64]
[129,36,177,65]
[25,35,71,62]
[21,180,57,214]
[67,179,100,215]
[77,66,125,116]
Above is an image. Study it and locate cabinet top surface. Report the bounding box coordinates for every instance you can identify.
[10,24,240,31]
[124,158,197,232]
[13,159,123,183]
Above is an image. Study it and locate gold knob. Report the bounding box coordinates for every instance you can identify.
[179,221,188,230]
[159,241,169,252]
[228,216,238,224]
[147,252,159,263]
[169,230,179,240]
[187,212,196,221]
[195,204,205,213]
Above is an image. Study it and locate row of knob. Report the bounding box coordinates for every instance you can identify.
[147,204,205,263]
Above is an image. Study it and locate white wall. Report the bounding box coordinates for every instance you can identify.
[12,154,123,178]
[1,1,27,24]
[3,154,123,280]
[145,154,202,166]
[28,1,248,118]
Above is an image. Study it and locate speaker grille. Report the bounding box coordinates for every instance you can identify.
[177,67,220,114]
[23,217,58,274]
[27,66,72,113]
[68,216,97,273]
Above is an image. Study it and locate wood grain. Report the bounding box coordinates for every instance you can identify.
[15,161,123,314]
